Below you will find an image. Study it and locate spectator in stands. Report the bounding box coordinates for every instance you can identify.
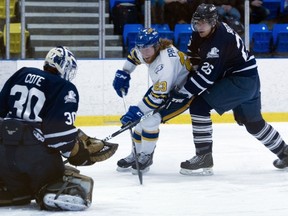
[136,0,165,24]
[278,0,288,23]
[163,0,192,30]
[213,0,241,22]
[250,0,270,23]
[137,0,207,28]
[236,0,270,24]
[186,0,209,14]
[163,0,228,31]
[152,0,165,24]
[212,0,244,35]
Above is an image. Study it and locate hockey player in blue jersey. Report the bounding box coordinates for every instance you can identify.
[0,46,118,210]
[169,3,288,175]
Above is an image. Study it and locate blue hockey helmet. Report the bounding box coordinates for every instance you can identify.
[44,46,78,81]
[192,3,218,30]
[135,28,160,49]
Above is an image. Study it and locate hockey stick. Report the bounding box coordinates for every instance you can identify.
[64,97,167,165]
[121,90,143,185]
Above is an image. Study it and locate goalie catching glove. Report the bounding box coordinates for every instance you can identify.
[68,129,118,166]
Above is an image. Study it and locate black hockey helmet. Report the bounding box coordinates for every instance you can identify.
[191,3,218,30]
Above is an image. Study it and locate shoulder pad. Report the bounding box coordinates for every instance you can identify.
[128,48,141,65]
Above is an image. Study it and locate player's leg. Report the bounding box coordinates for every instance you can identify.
[181,76,259,175]
[0,144,36,206]
[130,113,161,174]
[234,99,288,169]
[0,186,31,206]
[0,176,32,207]
[117,86,153,172]
[130,129,158,174]
[0,119,31,205]
[180,96,214,176]
[117,124,142,172]
[231,74,288,169]
[0,143,65,207]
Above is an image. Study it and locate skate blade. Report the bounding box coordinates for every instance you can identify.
[180,167,214,176]
[131,167,150,175]
[116,166,132,172]
[43,193,88,211]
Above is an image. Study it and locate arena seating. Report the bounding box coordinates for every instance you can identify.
[3,23,30,54]
[174,24,193,52]
[122,23,143,53]
[272,23,288,52]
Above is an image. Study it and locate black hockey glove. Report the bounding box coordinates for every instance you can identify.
[159,87,194,123]
[165,88,192,110]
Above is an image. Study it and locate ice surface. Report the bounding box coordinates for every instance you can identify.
[1,123,288,216]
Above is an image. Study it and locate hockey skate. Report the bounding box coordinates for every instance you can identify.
[180,153,214,176]
[43,193,89,211]
[131,152,154,175]
[273,146,288,169]
[117,152,135,172]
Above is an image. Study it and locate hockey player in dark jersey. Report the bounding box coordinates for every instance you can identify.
[169,3,288,175]
[0,46,118,210]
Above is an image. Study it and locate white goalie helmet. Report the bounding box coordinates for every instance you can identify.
[44,46,78,81]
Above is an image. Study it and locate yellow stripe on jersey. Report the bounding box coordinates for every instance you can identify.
[143,96,159,109]
[162,97,194,123]
[143,89,168,109]
[127,49,141,65]
[150,90,167,99]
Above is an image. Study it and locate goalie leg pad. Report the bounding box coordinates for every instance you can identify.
[36,166,94,211]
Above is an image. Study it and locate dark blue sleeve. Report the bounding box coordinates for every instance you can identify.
[42,82,79,157]
[185,23,245,95]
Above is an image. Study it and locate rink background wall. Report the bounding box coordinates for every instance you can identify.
[0,58,287,126]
